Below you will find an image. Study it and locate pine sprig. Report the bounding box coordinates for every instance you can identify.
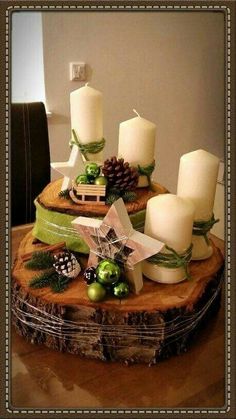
[51,275,70,293]
[29,269,55,288]
[122,191,137,203]
[25,251,54,270]
[106,193,120,205]
[29,270,71,293]
[58,189,71,199]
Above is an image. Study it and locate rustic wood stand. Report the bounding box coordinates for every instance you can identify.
[12,231,224,364]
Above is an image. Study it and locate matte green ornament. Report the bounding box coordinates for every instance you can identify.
[96,259,121,286]
[76,174,89,184]
[87,282,106,302]
[94,176,108,186]
[113,281,130,298]
[85,162,100,179]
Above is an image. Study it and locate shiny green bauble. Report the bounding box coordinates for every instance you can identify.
[113,282,130,299]
[94,176,108,186]
[87,282,106,302]
[96,259,121,286]
[76,174,89,184]
[85,162,100,179]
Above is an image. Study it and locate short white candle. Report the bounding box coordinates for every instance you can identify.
[177,149,220,260]
[118,110,156,187]
[142,194,195,283]
[70,83,103,161]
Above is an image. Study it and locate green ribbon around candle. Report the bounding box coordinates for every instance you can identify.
[70,129,106,161]
[192,214,219,245]
[137,161,155,188]
[147,243,193,280]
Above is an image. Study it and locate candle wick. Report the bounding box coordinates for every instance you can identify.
[85,82,89,87]
[133,109,140,117]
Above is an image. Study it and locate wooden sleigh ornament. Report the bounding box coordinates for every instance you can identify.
[70,181,106,206]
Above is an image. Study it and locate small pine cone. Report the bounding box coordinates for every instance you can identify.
[53,251,81,279]
[102,156,139,191]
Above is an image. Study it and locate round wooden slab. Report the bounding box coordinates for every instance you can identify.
[38,178,168,217]
[12,231,224,364]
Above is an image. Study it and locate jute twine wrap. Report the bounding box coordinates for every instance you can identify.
[193,215,219,245]
[70,129,105,160]
[137,160,155,187]
[147,243,193,280]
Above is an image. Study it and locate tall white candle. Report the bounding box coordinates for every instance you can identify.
[177,149,220,220]
[142,194,195,283]
[177,149,220,260]
[70,83,103,161]
[118,110,156,187]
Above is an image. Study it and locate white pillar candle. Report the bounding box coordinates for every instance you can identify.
[70,83,103,161]
[142,194,195,284]
[177,149,220,260]
[118,110,156,187]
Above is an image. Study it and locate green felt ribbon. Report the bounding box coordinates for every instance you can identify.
[70,129,106,161]
[137,161,155,188]
[147,243,193,280]
[192,215,219,245]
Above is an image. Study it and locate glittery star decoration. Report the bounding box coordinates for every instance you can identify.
[72,198,164,293]
[51,145,84,191]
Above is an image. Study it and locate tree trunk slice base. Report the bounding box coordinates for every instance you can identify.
[38,178,168,217]
[12,231,224,365]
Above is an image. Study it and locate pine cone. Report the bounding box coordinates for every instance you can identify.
[53,251,81,279]
[102,156,139,191]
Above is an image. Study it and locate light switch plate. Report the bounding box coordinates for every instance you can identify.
[70,62,86,81]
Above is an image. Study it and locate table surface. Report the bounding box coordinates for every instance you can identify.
[11,225,225,409]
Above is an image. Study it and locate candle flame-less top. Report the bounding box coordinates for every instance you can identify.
[145,194,195,253]
[177,149,220,221]
[118,112,156,166]
[70,84,103,143]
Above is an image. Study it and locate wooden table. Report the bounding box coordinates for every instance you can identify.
[11,225,225,409]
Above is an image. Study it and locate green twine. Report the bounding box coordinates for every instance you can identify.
[193,215,219,245]
[137,161,155,188]
[70,129,106,161]
[147,243,193,280]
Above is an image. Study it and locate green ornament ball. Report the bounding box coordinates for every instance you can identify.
[113,282,130,299]
[96,259,121,286]
[85,162,100,179]
[87,282,106,302]
[76,174,89,184]
[94,176,108,186]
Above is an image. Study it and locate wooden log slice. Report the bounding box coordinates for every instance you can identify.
[38,178,168,217]
[12,231,224,365]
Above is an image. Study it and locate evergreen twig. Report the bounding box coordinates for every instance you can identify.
[29,270,71,293]
[58,189,71,199]
[122,191,137,203]
[51,275,70,293]
[25,251,54,270]
[29,269,55,288]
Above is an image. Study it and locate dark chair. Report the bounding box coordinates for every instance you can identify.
[11,102,51,226]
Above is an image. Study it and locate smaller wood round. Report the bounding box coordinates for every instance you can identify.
[38,178,168,217]
[12,231,224,364]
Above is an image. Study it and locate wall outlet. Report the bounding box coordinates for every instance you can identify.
[70,62,86,81]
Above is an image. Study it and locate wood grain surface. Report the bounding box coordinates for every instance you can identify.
[38,178,168,216]
[12,230,224,311]
[11,225,225,408]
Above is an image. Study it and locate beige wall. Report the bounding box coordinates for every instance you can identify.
[42,11,224,193]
